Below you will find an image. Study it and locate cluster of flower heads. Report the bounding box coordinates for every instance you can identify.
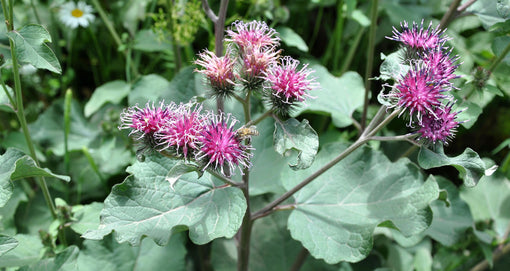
[119,101,252,176]
[58,1,95,29]
[384,20,462,145]
[194,20,318,114]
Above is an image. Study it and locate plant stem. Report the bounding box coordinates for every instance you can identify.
[488,42,510,74]
[63,89,72,174]
[3,0,57,219]
[237,87,253,271]
[308,5,323,50]
[244,108,274,127]
[470,242,510,271]
[439,0,462,29]
[339,26,365,75]
[90,0,138,78]
[206,169,243,187]
[29,0,41,24]
[289,248,309,271]
[361,0,379,130]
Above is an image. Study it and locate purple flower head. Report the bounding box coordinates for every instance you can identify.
[225,20,280,53]
[156,102,205,159]
[422,47,460,87]
[119,101,176,137]
[392,63,450,124]
[240,46,280,88]
[194,49,236,97]
[264,56,317,107]
[195,113,253,176]
[417,103,460,144]
[387,20,449,51]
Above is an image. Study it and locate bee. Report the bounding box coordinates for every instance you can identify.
[235,125,259,142]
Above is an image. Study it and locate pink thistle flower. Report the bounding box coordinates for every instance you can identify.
[417,103,460,144]
[194,49,236,97]
[119,101,176,137]
[195,113,253,176]
[225,20,280,52]
[240,46,280,88]
[387,20,448,50]
[156,102,205,159]
[392,64,450,124]
[422,47,460,87]
[263,56,317,105]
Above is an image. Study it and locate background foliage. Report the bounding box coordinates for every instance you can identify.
[1,0,510,270]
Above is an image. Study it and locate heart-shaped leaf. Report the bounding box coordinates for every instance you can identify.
[282,143,439,264]
[82,154,246,245]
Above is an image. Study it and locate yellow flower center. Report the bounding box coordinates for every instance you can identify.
[71,8,84,18]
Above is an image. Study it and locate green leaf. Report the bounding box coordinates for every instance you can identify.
[166,162,202,189]
[275,26,309,52]
[456,99,483,129]
[0,234,43,268]
[424,176,474,246]
[82,154,246,245]
[249,118,287,196]
[70,202,103,235]
[282,143,439,264]
[6,24,61,74]
[0,148,24,207]
[468,0,508,28]
[274,118,318,170]
[133,29,171,52]
[292,65,364,128]
[128,74,171,106]
[20,246,79,271]
[378,50,409,81]
[77,233,186,271]
[0,84,14,112]
[0,187,28,236]
[11,155,70,182]
[460,173,510,239]
[84,80,130,117]
[418,145,486,187]
[0,236,18,257]
[29,99,100,156]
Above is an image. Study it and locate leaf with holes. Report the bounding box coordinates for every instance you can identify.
[274,118,318,170]
[282,143,439,264]
[82,154,246,245]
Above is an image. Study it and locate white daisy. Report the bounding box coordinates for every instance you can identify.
[59,1,95,29]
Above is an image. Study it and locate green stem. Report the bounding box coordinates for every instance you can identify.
[488,42,510,74]
[29,0,41,24]
[439,0,462,29]
[166,0,182,73]
[361,0,379,130]
[206,169,243,187]
[90,0,122,48]
[339,26,365,75]
[90,0,138,78]
[63,89,72,174]
[321,0,344,67]
[244,108,274,127]
[289,248,309,271]
[3,0,57,219]
[308,6,324,50]
[332,0,345,71]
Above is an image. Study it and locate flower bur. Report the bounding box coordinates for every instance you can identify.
[194,49,236,98]
[263,56,318,114]
[195,113,253,176]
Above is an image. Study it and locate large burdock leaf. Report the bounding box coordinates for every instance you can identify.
[0,236,18,257]
[418,145,487,187]
[82,154,246,245]
[84,80,130,117]
[6,24,61,74]
[282,143,439,264]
